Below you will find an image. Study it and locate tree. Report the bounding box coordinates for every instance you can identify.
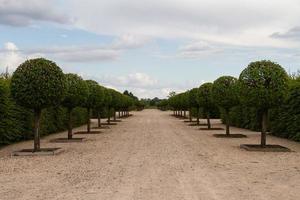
[95,85,105,128]
[198,83,214,129]
[11,58,65,151]
[84,80,103,133]
[105,89,114,124]
[188,88,200,124]
[239,60,288,147]
[61,74,88,139]
[212,76,239,135]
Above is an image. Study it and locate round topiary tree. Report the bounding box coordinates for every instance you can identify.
[84,80,103,133]
[239,60,288,147]
[198,83,214,129]
[188,88,200,124]
[212,76,239,135]
[93,85,105,128]
[11,58,65,152]
[103,88,112,124]
[62,74,88,139]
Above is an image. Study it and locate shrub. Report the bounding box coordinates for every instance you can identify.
[239,60,289,146]
[11,58,65,151]
[212,76,239,135]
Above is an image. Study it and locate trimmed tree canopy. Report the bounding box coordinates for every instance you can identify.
[11,58,65,110]
[188,88,199,108]
[62,73,88,109]
[197,83,214,111]
[85,80,103,109]
[239,60,288,110]
[212,76,239,110]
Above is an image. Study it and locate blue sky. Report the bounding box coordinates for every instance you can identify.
[1,0,300,98]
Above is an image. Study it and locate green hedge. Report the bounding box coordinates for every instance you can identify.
[0,78,87,146]
[221,79,300,142]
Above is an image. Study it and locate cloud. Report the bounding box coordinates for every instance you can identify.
[87,72,204,98]
[101,73,158,88]
[271,27,300,40]
[42,47,120,63]
[0,43,119,70]
[112,34,151,49]
[0,0,70,26]
[67,0,300,47]
[0,42,25,72]
[177,41,223,59]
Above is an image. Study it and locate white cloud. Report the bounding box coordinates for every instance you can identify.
[101,73,158,88]
[0,42,25,72]
[86,72,205,98]
[177,41,223,59]
[66,0,300,47]
[0,0,71,26]
[112,34,151,49]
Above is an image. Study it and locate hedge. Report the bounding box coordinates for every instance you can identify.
[0,78,87,146]
[221,78,300,142]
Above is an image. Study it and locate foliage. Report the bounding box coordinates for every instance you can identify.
[10,58,65,110]
[84,80,104,109]
[62,73,88,109]
[212,76,239,110]
[0,78,87,145]
[197,83,215,112]
[239,60,289,110]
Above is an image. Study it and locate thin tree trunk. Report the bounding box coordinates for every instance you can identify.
[261,110,268,147]
[189,108,192,122]
[33,109,42,152]
[68,108,73,139]
[184,110,186,118]
[118,111,120,118]
[87,108,91,133]
[225,109,230,135]
[97,111,101,128]
[207,112,211,129]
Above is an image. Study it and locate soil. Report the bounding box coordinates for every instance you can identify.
[213,134,247,138]
[0,109,299,200]
[74,131,102,135]
[199,128,225,130]
[240,144,291,152]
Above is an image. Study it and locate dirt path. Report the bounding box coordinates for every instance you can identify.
[0,109,299,200]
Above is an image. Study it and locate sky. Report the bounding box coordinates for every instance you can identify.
[0,0,300,99]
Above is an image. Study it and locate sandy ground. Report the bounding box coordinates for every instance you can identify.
[0,109,299,200]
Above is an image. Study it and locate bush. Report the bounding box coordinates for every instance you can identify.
[221,78,300,142]
[239,60,288,146]
[0,78,87,146]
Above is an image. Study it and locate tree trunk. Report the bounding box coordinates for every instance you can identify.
[68,108,73,139]
[97,111,101,127]
[87,108,91,133]
[225,109,230,135]
[33,109,42,152]
[261,110,268,147]
[189,108,192,122]
[118,111,121,118]
[207,112,211,129]
[196,107,200,125]
[184,110,186,118]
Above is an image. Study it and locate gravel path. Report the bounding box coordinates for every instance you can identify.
[0,109,299,200]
